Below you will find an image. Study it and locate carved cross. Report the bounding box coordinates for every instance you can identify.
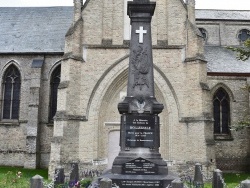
[136,26,147,44]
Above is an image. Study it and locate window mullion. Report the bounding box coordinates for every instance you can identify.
[10,79,14,119]
[220,102,222,134]
[1,82,6,119]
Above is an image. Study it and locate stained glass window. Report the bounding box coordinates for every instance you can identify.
[2,65,21,119]
[238,29,250,42]
[213,88,230,134]
[49,65,61,121]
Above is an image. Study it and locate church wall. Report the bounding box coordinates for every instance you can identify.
[0,54,63,168]
[197,21,250,46]
[167,0,187,45]
[59,0,212,173]
[39,55,63,168]
[74,44,209,170]
[208,76,250,171]
[0,55,35,167]
[83,0,105,45]
[196,22,220,46]
[83,0,188,46]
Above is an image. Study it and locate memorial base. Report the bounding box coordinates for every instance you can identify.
[100,171,177,188]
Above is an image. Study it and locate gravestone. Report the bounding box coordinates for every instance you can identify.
[30,175,44,188]
[69,163,80,188]
[100,0,178,187]
[54,167,65,186]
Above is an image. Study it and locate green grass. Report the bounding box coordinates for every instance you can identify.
[224,173,250,188]
[203,173,250,188]
[0,166,48,188]
[0,166,249,188]
[185,173,250,188]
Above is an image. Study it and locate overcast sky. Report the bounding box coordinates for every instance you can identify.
[0,0,249,10]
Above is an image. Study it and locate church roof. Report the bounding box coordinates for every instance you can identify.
[196,9,250,21]
[205,46,250,73]
[0,7,250,74]
[0,6,73,53]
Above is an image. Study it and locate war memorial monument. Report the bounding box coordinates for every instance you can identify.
[101,0,178,187]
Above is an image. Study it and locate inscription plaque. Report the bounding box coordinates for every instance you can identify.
[122,157,158,175]
[113,179,162,188]
[125,115,155,147]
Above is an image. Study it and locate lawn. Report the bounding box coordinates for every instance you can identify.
[224,173,250,188]
[199,173,250,188]
[0,166,249,188]
[0,166,48,188]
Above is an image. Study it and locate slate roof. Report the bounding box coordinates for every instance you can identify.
[196,9,250,21]
[0,7,73,53]
[205,46,250,73]
[0,7,250,73]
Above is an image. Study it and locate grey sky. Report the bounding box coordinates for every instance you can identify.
[0,0,249,10]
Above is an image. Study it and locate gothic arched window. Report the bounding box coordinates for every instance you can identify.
[238,29,250,42]
[49,65,61,121]
[2,65,21,119]
[213,88,230,134]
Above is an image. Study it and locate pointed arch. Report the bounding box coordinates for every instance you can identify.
[211,83,235,102]
[1,64,21,119]
[212,87,231,134]
[49,64,61,121]
[47,60,63,81]
[1,60,21,77]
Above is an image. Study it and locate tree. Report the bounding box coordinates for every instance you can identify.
[227,39,250,130]
[227,39,250,61]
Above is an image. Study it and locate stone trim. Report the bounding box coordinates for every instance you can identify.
[54,111,87,121]
[83,43,185,49]
[0,52,64,55]
[102,39,113,46]
[208,72,250,77]
[185,55,207,63]
[86,54,130,118]
[157,40,168,46]
[0,119,19,126]
[180,116,213,123]
[46,123,54,127]
[58,81,69,89]
[19,120,28,123]
[200,82,210,91]
[0,150,25,153]
[65,17,83,37]
[214,134,234,141]
[62,53,84,62]
[210,82,236,102]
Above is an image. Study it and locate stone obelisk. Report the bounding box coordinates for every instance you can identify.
[105,0,178,187]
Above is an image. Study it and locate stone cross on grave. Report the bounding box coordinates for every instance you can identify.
[136,26,147,43]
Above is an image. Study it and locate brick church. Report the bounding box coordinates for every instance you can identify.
[0,0,249,176]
